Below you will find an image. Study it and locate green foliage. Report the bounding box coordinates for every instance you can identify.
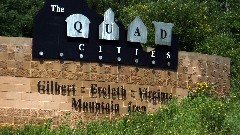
[0,0,44,37]
[87,0,239,50]
[188,82,219,98]
[221,94,240,135]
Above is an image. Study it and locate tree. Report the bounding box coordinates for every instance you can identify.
[0,0,44,37]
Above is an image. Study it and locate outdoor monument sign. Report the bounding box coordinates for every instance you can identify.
[31,0,180,115]
[0,0,231,125]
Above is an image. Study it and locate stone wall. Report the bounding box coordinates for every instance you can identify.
[0,36,230,126]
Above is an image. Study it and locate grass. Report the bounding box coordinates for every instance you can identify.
[1,83,240,135]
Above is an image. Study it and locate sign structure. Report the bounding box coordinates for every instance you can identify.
[33,0,179,69]
[0,34,231,123]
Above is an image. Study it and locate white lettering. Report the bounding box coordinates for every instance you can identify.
[116,47,121,54]
[79,44,84,51]
[167,52,171,59]
[99,46,102,53]
[151,51,155,58]
[61,8,64,13]
[57,6,61,12]
[51,5,64,13]
[51,5,57,12]
[135,49,138,56]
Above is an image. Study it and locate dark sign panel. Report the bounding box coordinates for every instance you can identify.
[32,0,179,69]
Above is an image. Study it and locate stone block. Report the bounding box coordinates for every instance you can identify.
[24,53,32,61]
[7,45,15,53]
[178,58,184,67]
[7,60,15,69]
[156,78,167,87]
[0,68,15,76]
[117,65,125,75]
[142,77,154,86]
[59,103,73,111]
[0,116,13,124]
[29,117,44,125]
[13,117,29,125]
[6,108,22,117]
[82,62,91,73]
[15,46,24,53]
[182,66,188,74]
[153,70,161,78]
[176,88,188,99]
[0,52,8,61]
[75,63,83,72]
[61,71,76,80]
[61,62,76,72]
[21,93,38,101]
[38,93,53,102]
[222,57,231,65]
[30,109,38,117]
[38,110,55,118]
[33,61,45,70]
[31,69,45,78]
[130,67,138,76]
[105,74,117,82]
[200,68,207,77]
[0,108,7,116]
[136,67,145,77]
[0,44,7,52]
[45,70,61,79]
[0,84,30,93]
[142,68,151,77]
[182,58,190,67]
[23,46,32,53]
[198,60,206,68]
[44,62,53,70]
[22,109,31,117]
[74,72,83,80]
[21,61,31,69]
[44,102,60,110]
[0,92,22,100]
[8,52,15,60]
[109,64,118,75]
[97,64,104,74]
[188,59,194,67]
[0,61,7,68]
[15,53,24,61]
[118,75,131,83]
[90,73,98,82]
[15,69,30,77]
[131,76,141,85]
[90,63,98,73]
[52,95,69,103]
[30,61,39,69]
